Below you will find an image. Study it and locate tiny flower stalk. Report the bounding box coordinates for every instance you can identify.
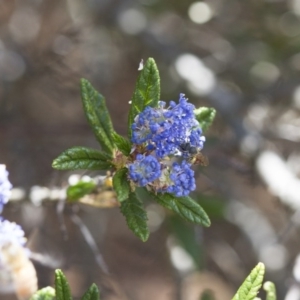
[52,58,215,241]
[112,149,128,170]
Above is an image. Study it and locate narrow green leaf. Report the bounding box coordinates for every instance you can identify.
[52,147,113,170]
[55,269,72,300]
[232,263,265,300]
[30,287,56,300]
[80,78,114,153]
[194,107,216,132]
[81,284,100,300]
[128,58,160,138]
[113,168,130,202]
[67,180,96,202]
[263,282,276,300]
[112,132,131,156]
[120,192,149,242]
[151,193,211,227]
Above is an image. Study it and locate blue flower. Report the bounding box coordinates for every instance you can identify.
[189,128,205,149]
[132,123,152,144]
[0,218,26,249]
[166,161,196,197]
[170,94,196,124]
[129,94,206,197]
[131,105,166,144]
[128,154,161,186]
[131,94,205,159]
[0,165,12,213]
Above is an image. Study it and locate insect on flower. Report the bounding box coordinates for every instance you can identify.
[189,150,209,167]
[128,94,210,197]
[178,142,208,166]
[178,142,198,156]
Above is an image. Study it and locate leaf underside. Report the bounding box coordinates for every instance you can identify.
[194,107,216,132]
[67,181,96,201]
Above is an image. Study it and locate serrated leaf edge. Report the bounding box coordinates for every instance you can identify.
[55,269,72,300]
[232,262,265,300]
[52,146,112,170]
[120,193,149,242]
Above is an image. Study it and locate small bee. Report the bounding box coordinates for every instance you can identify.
[190,151,209,166]
[179,142,198,156]
[178,142,209,166]
[0,242,38,300]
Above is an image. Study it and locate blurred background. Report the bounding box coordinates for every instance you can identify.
[1,0,300,299]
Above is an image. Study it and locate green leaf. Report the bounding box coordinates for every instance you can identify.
[67,180,96,201]
[263,282,276,300]
[52,147,113,170]
[55,269,72,300]
[81,284,100,300]
[232,263,265,300]
[169,216,204,268]
[80,78,114,154]
[194,107,216,132]
[113,168,130,202]
[194,194,226,220]
[128,58,160,138]
[120,192,149,242]
[200,290,215,300]
[30,287,56,300]
[112,132,131,156]
[151,193,211,227]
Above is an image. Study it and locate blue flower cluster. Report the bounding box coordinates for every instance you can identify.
[0,165,12,213]
[0,165,27,252]
[128,154,161,186]
[0,217,26,249]
[132,94,205,158]
[128,94,205,197]
[166,161,196,197]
